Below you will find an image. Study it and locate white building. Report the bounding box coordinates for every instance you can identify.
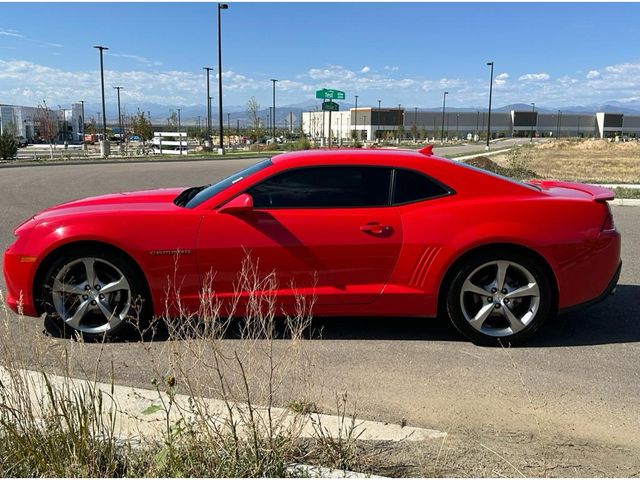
[0,103,84,143]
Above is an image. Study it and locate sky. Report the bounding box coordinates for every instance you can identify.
[1,1,640,113]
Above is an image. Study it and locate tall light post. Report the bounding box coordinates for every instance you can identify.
[441,91,448,143]
[530,102,535,143]
[354,95,359,142]
[271,79,278,142]
[93,45,108,141]
[217,2,229,154]
[377,99,381,142]
[203,67,212,143]
[177,108,182,155]
[79,100,86,143]
[556,110,562,138]
[486,61,494,149]
[113,86,123,151]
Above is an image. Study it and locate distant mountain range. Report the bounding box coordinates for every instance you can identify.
[75,99,640,126]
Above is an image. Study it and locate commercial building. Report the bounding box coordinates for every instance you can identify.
[302,106,640,141]
[0,103,84,143]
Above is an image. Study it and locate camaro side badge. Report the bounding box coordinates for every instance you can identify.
[149,249,193,256]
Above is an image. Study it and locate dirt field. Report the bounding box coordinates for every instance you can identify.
[489,139,640,183]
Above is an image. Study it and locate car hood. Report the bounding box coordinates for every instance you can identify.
[33,187,186,221]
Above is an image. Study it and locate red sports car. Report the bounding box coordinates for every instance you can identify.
[3,147,621,345]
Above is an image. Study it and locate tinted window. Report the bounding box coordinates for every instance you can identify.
[183,158,272,208]
[393,168,450,204]
[249,166,391,208]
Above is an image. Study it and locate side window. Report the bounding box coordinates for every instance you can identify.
[248,166,392,208]
[393,168,450,204]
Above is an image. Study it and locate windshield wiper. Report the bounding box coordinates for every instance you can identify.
[174,185,210,207]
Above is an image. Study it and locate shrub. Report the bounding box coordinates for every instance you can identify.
[0,131,18,160]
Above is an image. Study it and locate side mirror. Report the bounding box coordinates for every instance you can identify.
[219,193,254,214]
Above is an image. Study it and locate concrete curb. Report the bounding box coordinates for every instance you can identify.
[287,463,389,478]
[610,198,640,206]
[0,366,446,444]
[449,148,513,161]
[0,155,265,169]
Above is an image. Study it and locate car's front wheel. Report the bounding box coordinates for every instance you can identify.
[41,248,150,339]
[446,251,555,346]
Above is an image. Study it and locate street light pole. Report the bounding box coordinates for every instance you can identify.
[530,102,535,143]
[486,61,494,149]
[271,79,278,142]
[93,45,108,141]
[113,86,123,152]
[377,99,381,142]
[441,91,448,143]
[354,95,359,142]
[217,2,229,154]
[79,100,85,143]
[203,67,212,144]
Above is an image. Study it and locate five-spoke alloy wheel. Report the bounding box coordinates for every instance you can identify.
[446,250,554,345]
[41,248,149,339]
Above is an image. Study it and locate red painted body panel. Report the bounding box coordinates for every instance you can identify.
[3,149,621,321]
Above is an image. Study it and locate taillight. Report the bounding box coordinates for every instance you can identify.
[601,202,615,231]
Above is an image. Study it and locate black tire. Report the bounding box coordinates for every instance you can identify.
[445,249,555,346]
[40,246,151,340]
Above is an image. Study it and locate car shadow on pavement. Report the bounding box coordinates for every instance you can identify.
[44,284,640,347]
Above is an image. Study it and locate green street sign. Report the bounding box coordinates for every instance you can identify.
[322,101,340,112]
[316,88,346,100]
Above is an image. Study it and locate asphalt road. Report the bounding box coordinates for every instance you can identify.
[0,157,638,476]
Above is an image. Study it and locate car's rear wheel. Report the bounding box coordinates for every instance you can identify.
[41,248,150,339]
[446,251,554,346]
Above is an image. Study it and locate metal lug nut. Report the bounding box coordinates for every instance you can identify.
[84,285,91,291]
[494,303,501,309]
[487,297,493,303]
[501,288,508,294]
[91,300,97,305]
[504,298,510,304]
[95,285,101,291]
[82,295,88,300]
[99,294,104,300]
[491,288,497,293]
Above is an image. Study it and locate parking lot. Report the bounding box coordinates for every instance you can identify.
[1,157,639,476]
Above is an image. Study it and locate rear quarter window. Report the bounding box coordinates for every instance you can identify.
[393,168,452,204]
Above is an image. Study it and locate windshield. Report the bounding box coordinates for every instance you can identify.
[176,158,272,209]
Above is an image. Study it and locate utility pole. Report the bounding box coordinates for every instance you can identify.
[93,45,109,154]
[113,86,123,152]
[79,100,86,144]
[203,67,212,144]
[486,61,494,149]
[354,95,359,142]
[441,91,448,143]
[271,79,278,142]
[217,3,229,154]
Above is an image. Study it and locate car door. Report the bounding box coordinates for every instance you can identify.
[196,165,403,306]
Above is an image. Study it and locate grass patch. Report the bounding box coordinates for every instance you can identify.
[614,187,640,199]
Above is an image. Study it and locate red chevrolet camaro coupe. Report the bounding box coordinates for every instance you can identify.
[3,147,621,345]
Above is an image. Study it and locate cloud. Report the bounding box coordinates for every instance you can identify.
[360,66,370,73]
[0,29,24,38]
[384,65,399,71]
[105,52,162,67]
[518,73,550,82]
[495,73,509,85]
[586,70,600,79]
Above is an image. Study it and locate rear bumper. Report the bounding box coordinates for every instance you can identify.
[559,260,621,315]
[3,248,39,317]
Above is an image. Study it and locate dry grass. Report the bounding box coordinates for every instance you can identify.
[0,255,370,477]
[490,139,640,183]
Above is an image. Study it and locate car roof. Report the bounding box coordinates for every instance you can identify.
[270,147,455,170]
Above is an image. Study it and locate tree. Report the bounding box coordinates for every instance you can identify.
[132,110,153,142]
[166,110,178,128]
[187,126,207,144]
[397,124,405,141]
[85,117,97,135]
[418,126,426,140]
[35,102,59,144]
[246,97,261,131]
[0,130,18,160]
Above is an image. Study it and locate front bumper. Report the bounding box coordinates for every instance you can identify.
[3,248,39,317]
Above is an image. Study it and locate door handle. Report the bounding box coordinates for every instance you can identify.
[360,223,391,235]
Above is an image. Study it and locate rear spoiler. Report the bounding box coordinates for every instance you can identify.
[527,180,615,202]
